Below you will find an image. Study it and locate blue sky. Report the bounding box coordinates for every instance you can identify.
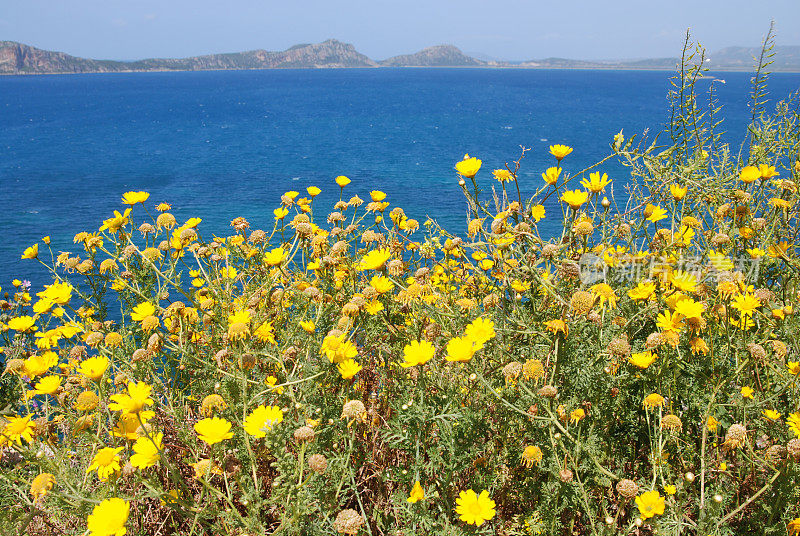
[1,0,798,61]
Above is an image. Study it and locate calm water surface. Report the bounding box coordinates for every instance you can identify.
[1,68,798,288]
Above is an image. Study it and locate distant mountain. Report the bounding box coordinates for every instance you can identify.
[380,45,484,67]
[2,40,799,75]
[706,46,800,71]
[0,39,376,74]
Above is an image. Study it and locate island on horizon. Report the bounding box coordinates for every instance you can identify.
[2,38,800,75]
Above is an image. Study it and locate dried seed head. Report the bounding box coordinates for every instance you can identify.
[132,348,150,362]
[341,400,366,420]
[607,337,631,359]
[559,262,580,280]
[770,340,788,359]
[249,229,266,244]
[661,414,683,431]
[293,426,315,443]
[333,509,364,535]
[765,444,786,464]
[747,343,766,362]
[308,453,328,473]
[538,385,558,398]
[616,479,639,499]
[787,438,800,461]
[483,293,500,308]
[502,361,523,383]
[542,243,561,258]
[614,223,631,238]
[724,423,748,450]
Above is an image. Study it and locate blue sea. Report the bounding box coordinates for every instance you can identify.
[1,68,798,290]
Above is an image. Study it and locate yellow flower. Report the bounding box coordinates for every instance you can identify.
[220,266,238,279]
[656,310,683,333]
[759,164,778,179]
[740,386,754,399]
[629,350,657,369]
[768,241,789,259]
[644,393,665,409]
[762,409,781,421]
[739,166,761,183]
[194,417,234,445]
[264,246,288,266]
[787,361,800,375]
[445,336,479,363]
[337,359,362,379]
[358,248,391,271]
[79,356,110,381]
[789,518,800,536]
[243,405,284,438]
[549,144,573,160]
[590,283,617,309]
[23,351,57,377]
[108,382,154,414]
[321,333,358,363]
[544,319,568,336]
[531,204,546,222]
[788,412,800,438]
[541,166,561,185]
[227,309,252,341]
[32,375,61,396]
[580,171,611,193]
[635,490,665,519]
[190,458,222,479]
[628,281,656,301]
[254,321,275,343]
[86,447,124,482]
[493,169,513,182]
[521,445,543,467]
[131,301,156,323]
[670,271,697,293]
[570,408,586,424]
[455,154,482,178]
[674,298,703,320]
[464,317,496,345]
[121,191,150,205]
[30,473,56,502]
[8,315,36,332]
[99,208,131,233]
[274,207,289,220]
[731,293,760,317]
[130,432,163,469]
[306,185,321,197]
[299,320,316,333]
[370,190,386,202]
[21,243,39,259]
[407,481,425,503]
[707,416,719,432]
[399,340,435,368]
[645,203,667,223]
[560,189,589,209]
[670,184,687,200]
[3,415,36,445]
[333,175,352,188]
[370,275,393,294]
[455,489,496,526]
[87,497,130,536]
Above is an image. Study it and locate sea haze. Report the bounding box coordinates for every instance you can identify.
[1,68,798,289]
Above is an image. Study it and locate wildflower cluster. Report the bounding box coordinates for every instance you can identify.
[1,39,800,536]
